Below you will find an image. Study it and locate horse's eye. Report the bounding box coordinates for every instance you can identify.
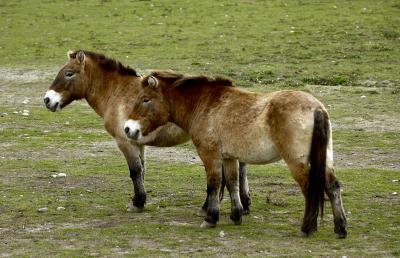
[65,71,75,78]
[143,97,151,104]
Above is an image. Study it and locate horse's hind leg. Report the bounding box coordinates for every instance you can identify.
[325,166,347,238]
[287,162,318,236]
[223,159,244,225]
[239,162,251,214]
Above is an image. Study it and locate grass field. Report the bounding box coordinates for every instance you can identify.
[0,0,399,257]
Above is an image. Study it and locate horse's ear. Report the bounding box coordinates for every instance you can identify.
[76,51,85,64]
[147,76,158,89]
[67,50,74,59]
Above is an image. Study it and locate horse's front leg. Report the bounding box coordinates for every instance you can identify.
[200,162,250,216]
[200,158,223,228]
[199,164,229,217]
[116,139,146,211]
[223,159,244,225]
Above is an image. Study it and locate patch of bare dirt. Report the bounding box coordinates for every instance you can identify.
[0,67,54,83]
[331,116,400,133]
[335,151,399,169]
[146,146,201,164]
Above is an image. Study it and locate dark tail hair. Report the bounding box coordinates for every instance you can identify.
[302,108,329,234]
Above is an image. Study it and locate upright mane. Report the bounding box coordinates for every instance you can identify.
[149,70,234,89]
[70,50,139,76]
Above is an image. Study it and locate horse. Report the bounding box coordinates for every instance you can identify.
[123,70,347,238]
[43,50,251,214]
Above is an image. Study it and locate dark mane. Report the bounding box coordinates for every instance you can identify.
[70,50,139,76]
[150,70,184,80]
[149,70,234,88]
[175,76,234,89]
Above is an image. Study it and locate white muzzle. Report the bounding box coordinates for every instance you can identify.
[44,90,62,112]
[124,120,142,140]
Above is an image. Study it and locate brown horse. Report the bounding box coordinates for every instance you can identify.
[124,70,347,238]
[43,50,251,214]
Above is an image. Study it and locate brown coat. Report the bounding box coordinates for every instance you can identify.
[124,70,347,237]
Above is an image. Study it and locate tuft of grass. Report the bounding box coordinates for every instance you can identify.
[302,75,350,86]
[382,30,400,40]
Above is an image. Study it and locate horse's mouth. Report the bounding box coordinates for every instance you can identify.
[124,120,143,140]
[132,130,140,140]
[46,102,60,112]
[43,90,63,112]
[127,129,141,140]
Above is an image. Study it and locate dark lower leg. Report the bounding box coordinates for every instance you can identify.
[301,200,318,236]
[129,159,146,209]
[239,162,251,214]
[204,185,220,226]
[223,160,243,224]
[201,197,208,211]
[228,191,243,224]
[326,175,347,238]
[300,182,318,236]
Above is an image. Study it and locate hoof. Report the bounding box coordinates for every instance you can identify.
[230,218,242,225]
[300,230,316,238]
[127,203,144,212]
[335,230,347,239]
[243,208,250,215]
[197,208,207,217]
[230,213,243,225]
[230,206,243,225]
[334,223,347,239]
[200,221,216,229]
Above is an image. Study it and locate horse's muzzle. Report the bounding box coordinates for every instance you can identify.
[124,126,141,140]
[43,90,62,112]
[124,120,142,140]
[44,97,59,112]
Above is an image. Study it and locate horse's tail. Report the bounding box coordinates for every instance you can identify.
[302,108,329,234]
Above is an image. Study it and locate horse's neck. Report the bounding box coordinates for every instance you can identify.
[167,86,211,133]
[84,71,124,118]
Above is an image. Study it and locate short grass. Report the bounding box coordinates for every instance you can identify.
[0,0,399,86]
[1,157,399,256]
[0,0,399,257]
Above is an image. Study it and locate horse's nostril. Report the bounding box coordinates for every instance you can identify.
[44,97,50,105]
[133,129,140,139]
[124,126,130,134]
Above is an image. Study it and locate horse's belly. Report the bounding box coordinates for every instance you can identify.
[241,142,281,164]
[222,137,281,164]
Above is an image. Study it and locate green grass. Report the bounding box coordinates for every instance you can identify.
[1,158,399,256]
[0,81,399,256]
[0,0,399,86]
[0,0,399,256]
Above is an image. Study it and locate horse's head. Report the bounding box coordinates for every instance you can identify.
[124,75,170,140]
[44,50,88,112]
